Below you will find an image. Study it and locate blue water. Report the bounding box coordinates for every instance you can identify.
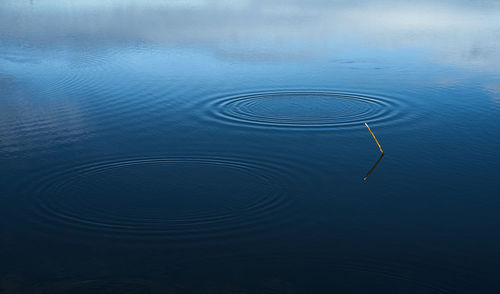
[1,1,500,292]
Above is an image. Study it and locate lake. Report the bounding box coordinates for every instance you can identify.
[1,0,500,293]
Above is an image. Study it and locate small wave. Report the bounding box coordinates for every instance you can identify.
[19,155,306,242]
[198,90,410,131]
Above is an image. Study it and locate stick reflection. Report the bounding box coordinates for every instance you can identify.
[363,153,384,181]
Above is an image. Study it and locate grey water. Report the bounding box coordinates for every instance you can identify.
[1,0,500,293]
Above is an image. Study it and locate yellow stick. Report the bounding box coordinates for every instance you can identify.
[364,122,384,154]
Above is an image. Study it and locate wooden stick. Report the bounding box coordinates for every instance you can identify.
[364,122,384,154]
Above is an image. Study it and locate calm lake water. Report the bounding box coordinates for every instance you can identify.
[1,0,500,293]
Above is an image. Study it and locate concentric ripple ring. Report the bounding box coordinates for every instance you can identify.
[202,91,407,130]
[20,155,305,242]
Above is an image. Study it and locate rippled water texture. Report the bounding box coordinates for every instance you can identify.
[1,0,500,293]
[20,155,310,242]
[202,91,409,130]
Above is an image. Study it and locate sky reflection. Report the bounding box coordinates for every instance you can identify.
[1,0,499,71]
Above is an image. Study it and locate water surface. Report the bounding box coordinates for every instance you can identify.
[1,0,500,293]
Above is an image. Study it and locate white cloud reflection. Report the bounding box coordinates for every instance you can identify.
[1,0,500,71]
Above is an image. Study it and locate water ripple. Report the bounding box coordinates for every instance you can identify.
[198,90,410,131]
[19,155,307,242]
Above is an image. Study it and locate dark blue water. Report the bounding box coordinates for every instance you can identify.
[1,1,500,293]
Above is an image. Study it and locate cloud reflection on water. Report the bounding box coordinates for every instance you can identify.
[1,0,499,71]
